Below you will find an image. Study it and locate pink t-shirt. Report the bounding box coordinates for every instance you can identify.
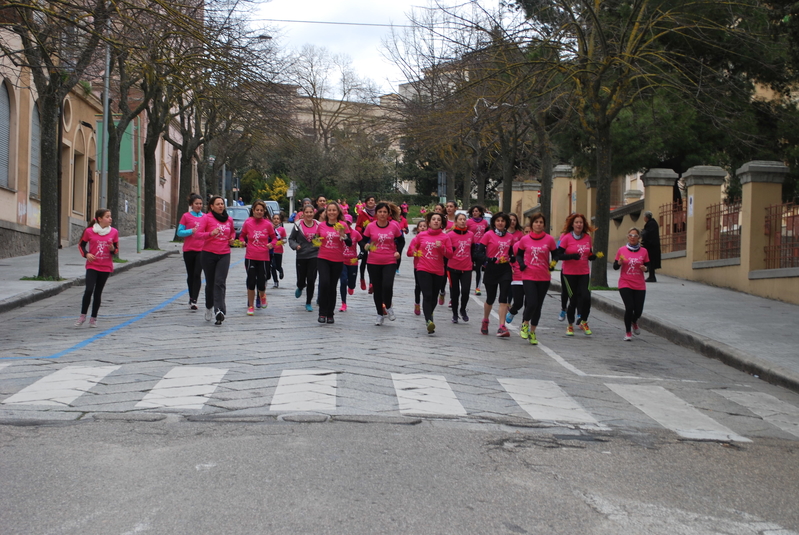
[363,220,402,265]
[559,232,593,276]
[515,233,557,281]
[273,226,287,254]
[343,228,362,266]
[447,229,474,272]
[409,229,452,275]
[615,246,650,290]
[480,230,515,263]
[466,218,490,242]
[80,226,119,273]
[317,221,352,263]
[444,219,455,231]
[240,217,276,261]
[179,212,204,252]
[198,213,235,255]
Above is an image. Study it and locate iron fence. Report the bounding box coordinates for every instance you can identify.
[706,199,741,260]
[764,202,799,269]
[659,202,686,253]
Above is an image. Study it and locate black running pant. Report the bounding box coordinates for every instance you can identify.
[560,271,569,311]
[296,257,318,305]
[563,273,590,324]
[522,280,550,326]
[183,250,202,303]
[339,264,358,303]
[448,268,472,314]
[414,270,422,304]
[416,270,444,322]
[202,251,230,314]
[317,258,344,317]
[82,269,110,318]
[619,287,646,332]
[245,258,269,292]
[508,283,525,315]
[270,253,283,282]
[367,263,396,315]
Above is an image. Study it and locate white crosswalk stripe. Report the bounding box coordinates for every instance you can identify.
[270,369,337,412]
[499,378,608,429]
[391,373,467,416]
[607,384,751,442]
[136,367,228,409]
[713,390,799,439]
[3,365,120,406]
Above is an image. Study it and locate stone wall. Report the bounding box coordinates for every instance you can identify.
[0,221,39,259]
[116,180,138,237]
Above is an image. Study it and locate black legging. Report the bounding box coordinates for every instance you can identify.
[82,269,110,318]
[296,257,318,305]
[201,251,230,314]
[417,270,445,322]
[183,250,202,304]
[563,273,591,324]
[508,284,525,315]
[522,280,550,326]
[270,253,283,282]
[339,264,358,303]
[367,263,396,315]
[619,288,646,332]
[245,259,269,292]
[560,271,569,311]
[473,262,483,290]
[318,258,344,317]
[447,268,472,315]
[359,238,369,282]
[483,264,511,305]
[439,258,449,295]
[414,270,422,305]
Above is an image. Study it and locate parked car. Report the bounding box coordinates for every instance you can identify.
[265,200,280,219]
[227,206,250,239]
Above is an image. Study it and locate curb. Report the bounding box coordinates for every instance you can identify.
[0,250,178,315]
[551,280,799,394]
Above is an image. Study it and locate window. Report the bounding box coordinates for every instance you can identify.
[0,82,9,189]
[30,103,40,196]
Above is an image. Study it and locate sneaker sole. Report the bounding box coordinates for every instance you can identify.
[427,322,436,334]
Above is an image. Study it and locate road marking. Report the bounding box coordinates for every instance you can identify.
[606,384,751,442]
[499,378,608,429]
[391,373,467,416]
[136,367,228,409]
[3,365,120,406]
[270,369,337,412]
[713,390,799,439]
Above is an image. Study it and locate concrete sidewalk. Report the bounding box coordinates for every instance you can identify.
[0,229,180,314]
[551,265,799,393]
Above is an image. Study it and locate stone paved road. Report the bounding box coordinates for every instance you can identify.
[1,248,798,444]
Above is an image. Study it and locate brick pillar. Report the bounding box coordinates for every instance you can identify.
[736,160,788,272]
[683,166,726,263]
[642,168,678,218]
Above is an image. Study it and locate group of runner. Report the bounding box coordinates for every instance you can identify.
[75,194,653,342]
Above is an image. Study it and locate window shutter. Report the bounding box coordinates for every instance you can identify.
[0,83,10,189]
[30,103,40,196]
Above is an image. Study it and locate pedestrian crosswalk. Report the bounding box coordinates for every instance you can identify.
[2,365,799,442]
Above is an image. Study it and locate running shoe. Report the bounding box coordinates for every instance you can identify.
[318,316,326,323]
[460,310,469,322]
[368,284,374,294]
[305,304,313,312]
[273,282,279,289]
[448,300,452,309]
[190,302,198,311]
[506,312,515,324]
[438,292,445,305]
[386,307,396,321]
[632,323,640,335]
[528,331,538,345]
[480,318,489,335]
[75,314,86,326]
[452,314,458,324]
[520,323,529,339]
[396,269,400,274]
[577,313,581,322]
[326,317,334,324]
[89,317,97,328]
[279,271,284,280]
[348,288,354,295]
[497,325,510,337]
[427,320,436,334]
[579,321,592,335]
[295,288,302,299]
[623,333,632,341]
[255,295,261,309]
[247,307,255,316]
[205,308,213,321]
[375,315,384,326]
[260,295,267,309]
[566,325,574,336]
[340,303,347,312]
[215,310,225,325]
[475,287,482,296]
[360,279,367,291]
[558,310,566,322]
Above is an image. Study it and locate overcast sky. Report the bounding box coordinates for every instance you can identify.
[252,0,424,95]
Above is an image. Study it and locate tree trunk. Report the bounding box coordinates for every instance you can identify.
[174,152,194,240]
[37,96,61,279]
[592,123,612,288]
[107,125,120,227]
[462,170,471,208]
[143,130,159,250]
[539,144,553,231]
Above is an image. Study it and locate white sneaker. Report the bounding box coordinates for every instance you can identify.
[375,315,384,326]
[623,333,632,341]
[632,323,641,335]
[386,307,396,321]
[215,310,225,325]
[205,308,213,321]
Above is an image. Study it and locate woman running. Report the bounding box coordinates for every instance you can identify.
[444,201,458,230]
[504,213,525,324]
[270,212,287,288]
[75,208,119,327]
[614,227,650,341]
[289,204,321,312]
[466,205,491,296]
[176,193,205,310]
[513,213,558,345]
[198,196,236,325]
[395,211,410,275]
[363,201,403,325]
[407,212,453,334]
[411,219,428,316]
[555,213,599,336]
[447,212,474,323]
[355,195,377,291]
[475,212,515,337]
[339,214,361,312]
[316,201,352,324]
[240,200,277,316]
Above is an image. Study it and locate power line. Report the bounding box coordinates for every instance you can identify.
[253,18,415,29]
